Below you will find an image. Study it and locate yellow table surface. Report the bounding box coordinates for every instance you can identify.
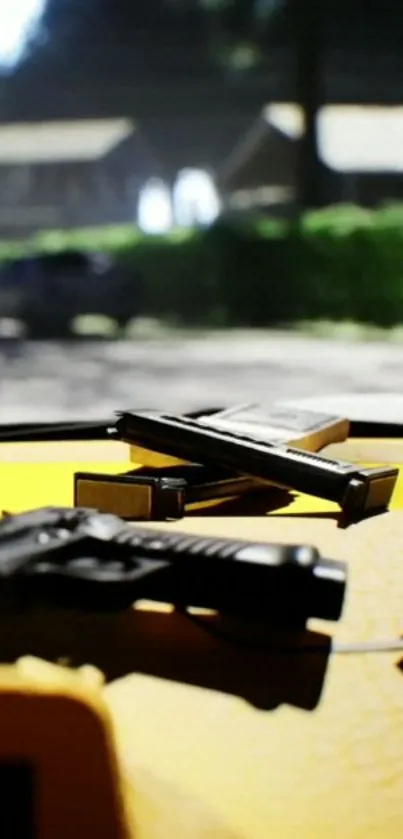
[1,437,403,839]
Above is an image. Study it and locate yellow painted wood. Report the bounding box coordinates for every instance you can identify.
[0,437,401,837]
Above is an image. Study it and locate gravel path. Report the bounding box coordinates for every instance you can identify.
[0,330,402,422]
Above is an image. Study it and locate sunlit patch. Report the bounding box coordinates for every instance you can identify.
[0,0,46,68]
[173,169,221,227]
[137,178,174,234]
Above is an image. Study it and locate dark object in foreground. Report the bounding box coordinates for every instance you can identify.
[0,507,346,622]
[115,411,399,519]
[0,405,223,443]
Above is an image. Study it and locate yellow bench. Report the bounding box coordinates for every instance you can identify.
[0,437,402,838]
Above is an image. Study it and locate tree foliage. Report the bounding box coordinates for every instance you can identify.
[168,0,286,72]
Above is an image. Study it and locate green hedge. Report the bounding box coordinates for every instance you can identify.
[2,204,403,327]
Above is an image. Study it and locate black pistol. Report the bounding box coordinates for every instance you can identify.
[0,507,347,622]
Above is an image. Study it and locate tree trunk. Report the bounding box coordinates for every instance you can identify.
[292,0,324,209]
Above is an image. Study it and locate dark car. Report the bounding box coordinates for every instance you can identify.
[0,250,142,338]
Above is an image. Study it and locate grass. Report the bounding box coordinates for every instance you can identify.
[294,320,403,343]
[69,315,403,344]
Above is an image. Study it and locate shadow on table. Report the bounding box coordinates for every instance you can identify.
[267,507,390,529]
[187,487,391,528]
[186,488,294,517]
[0,604,331,712]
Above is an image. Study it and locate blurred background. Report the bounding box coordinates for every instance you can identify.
[1,0,403,420]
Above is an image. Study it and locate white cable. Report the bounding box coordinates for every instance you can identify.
[333,639,403,654]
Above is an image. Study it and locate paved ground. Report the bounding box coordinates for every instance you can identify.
[0,330,402,422]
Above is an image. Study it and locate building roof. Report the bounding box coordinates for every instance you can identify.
[220,103,403,195]
[0,118,134,164]
[218,117,297,191]
[265,103,403,172]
